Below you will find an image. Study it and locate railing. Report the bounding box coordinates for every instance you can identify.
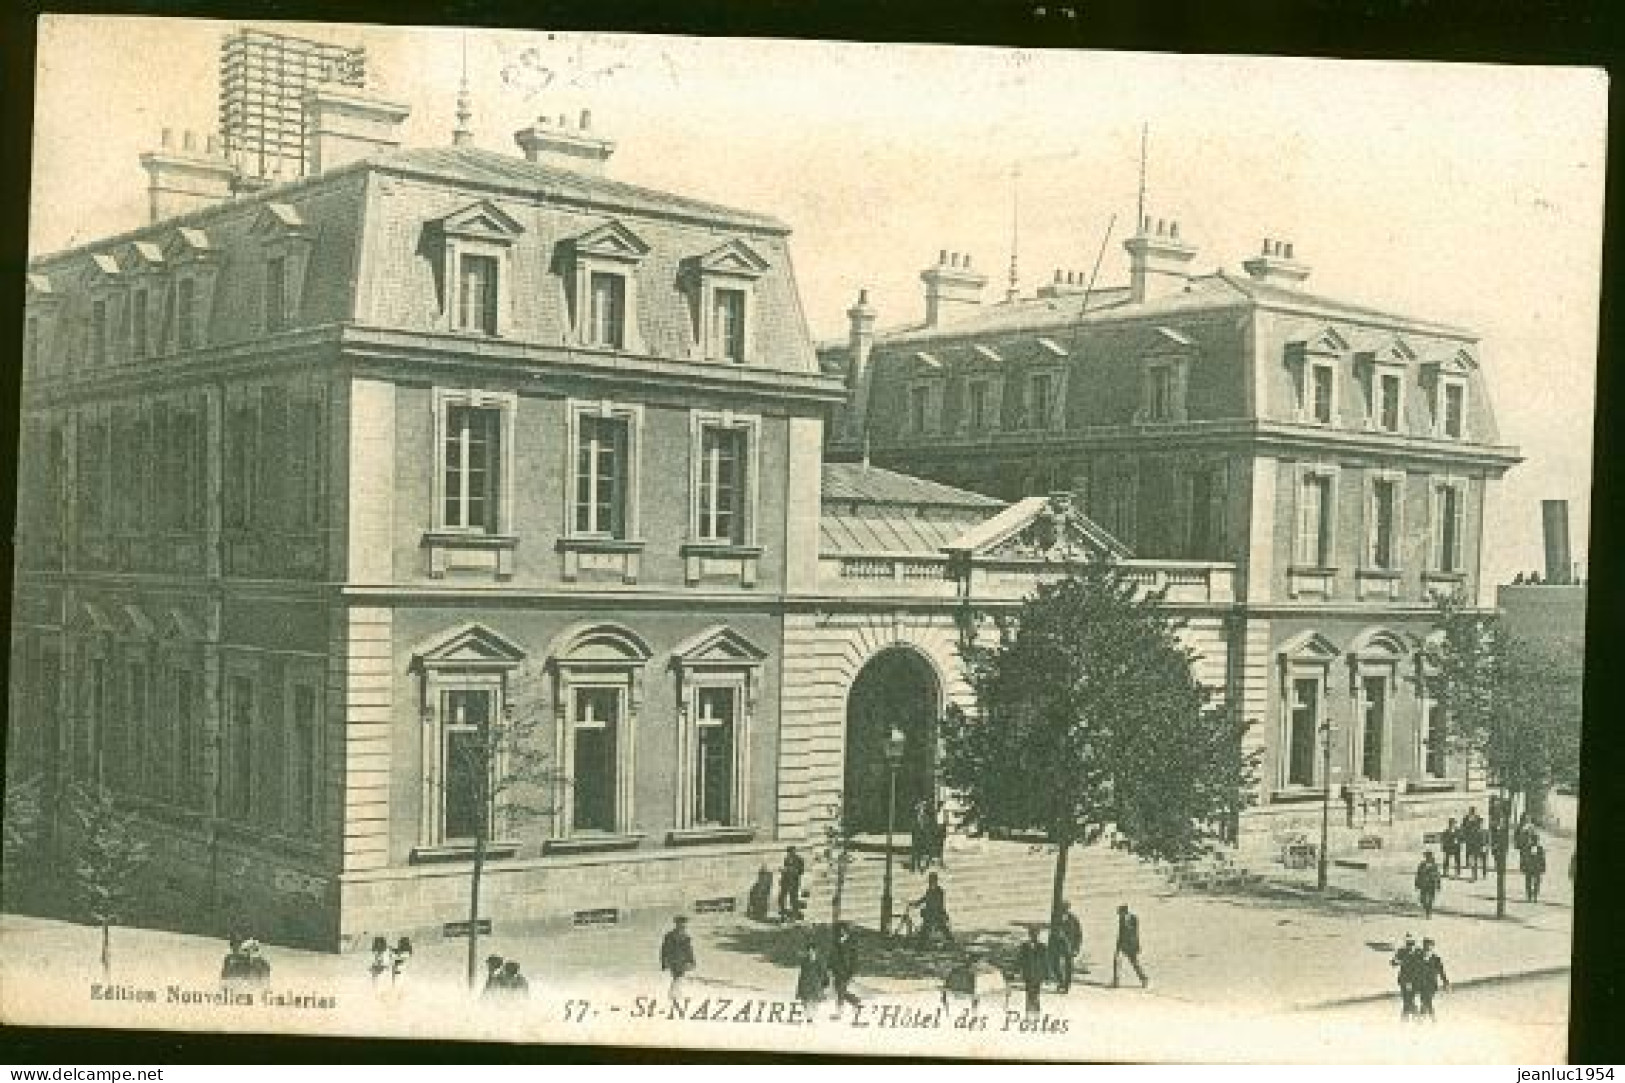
[818,554,1236,603]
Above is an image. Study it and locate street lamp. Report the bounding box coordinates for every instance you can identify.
[880,726,907,935]
[1318,715,1334,892]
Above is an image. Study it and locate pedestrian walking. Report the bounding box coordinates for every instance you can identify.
[1440,818,1462,878]
[1461,807,1487,881]
[237,939,271,986]
[746,867,774,922]
[220,937,251,984]
[1390,933,1419,1021]
[913,872,953,947]
[1015,925,1047,1017]
[1052,901,1083,991]
[1413,938,1451,1021]
[933,805,950,869]
[1112,904,1149,988]
[498,959,529,999]
[389,936,413,987]
[1515,816,1539,872]
[827,923,863,1018]
[795,942,830,1018]
[1414,851,1442,919]
[1523,840,1548,902]
[779,846,806,922]
[909,799,932,873]
[660,915,696,1003]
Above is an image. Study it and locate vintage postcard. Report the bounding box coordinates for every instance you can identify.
[3,15,1602,1063]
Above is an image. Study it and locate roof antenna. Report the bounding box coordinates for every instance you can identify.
[1136,122,1148,235]
[1006,162,1021,303]
[453,33,474,147]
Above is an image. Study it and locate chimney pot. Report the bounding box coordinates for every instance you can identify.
[1170,221,1180,239]
[1284,242,1294,259]
[183,130,197,153]
[161,128,174,149]
[1142,215,1151,234]
[1054,270,1063,284]
[965,254,972,269]
[580,109,592,130]
[939,248,948,265]
[858,287,869,304]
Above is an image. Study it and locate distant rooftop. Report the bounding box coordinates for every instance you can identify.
[820,463,1004,556]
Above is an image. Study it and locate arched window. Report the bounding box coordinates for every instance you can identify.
[546,624,652,847]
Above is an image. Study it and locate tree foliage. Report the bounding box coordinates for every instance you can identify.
[944,564,1258,863]
[63,781,153,979]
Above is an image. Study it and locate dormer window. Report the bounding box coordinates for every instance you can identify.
[1308,362,1335,424]
[23,274,61,377]
[250,203,313,336]
[1137,326,1195,424]
[265,255,288,333]
[90,298,108,365]
[1358,339,1414,434]
[1286,327,1347,426]
[589,271,627,348]
[161,227,219,354]
[1029,370,1058,428]
[177,279,197,351]
[1441,381,1467,439]
[685,239,770,365]
[567,220,649,353]
[430,200,523,338]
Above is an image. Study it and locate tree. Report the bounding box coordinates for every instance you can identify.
[943,563,1257,939]
[63,781,152,982]
[2,774,45,911]
[1423,596,1583,918]
[436,664,565,992]
[814,803,856,948]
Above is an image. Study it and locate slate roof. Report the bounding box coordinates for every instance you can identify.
[379,146,788,233]
[820,463,1004,555]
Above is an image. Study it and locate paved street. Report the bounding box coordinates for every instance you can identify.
[0,833,1572,1061]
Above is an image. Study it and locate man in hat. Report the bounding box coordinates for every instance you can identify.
[827,922,863,1019]
[660,915,696,1003]
[1052,901,1084,992]
[779,846,806,922]
[1413,938,1451,1021]
[1390,933,1420,1020]
[1014,924,1047,1017]
[1113,904,1148,988]
[1523,839,1549,902]
[1414,851,1443,919]
[480,954,507,998]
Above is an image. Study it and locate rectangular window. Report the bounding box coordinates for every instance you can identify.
[1422,700,1448,780]
[1443,383,1466,439]
[24,317,38,371]
[1370,478,1398,570]
[1311,363,1334,424]
[457,254,499,334]
[442,688,492,842]
[79,655,107,781]
[177,279,197,351]
[572,687,621,833]
[129,662,150,798]
[90,299,107,365]
[589,272,626,349]
[1361,676,1387,781]
[967,380,989,430]
[132,290,149,358]
[1436,485,1464,573]
[1187,468,1216,559]
[266,256,288,332]
[908,386,930,434]
[1030,372,1055,428]
[442,405,502,532]
[1376,372,1401,432]
[1296,474,1333,567]
[575,415,629,537]
[698,426,746,543]
[289,683,318,833]
[1288,677,1319,787]
[175,668,202,810]
[694,687,737,826]
[1149,367,1175,421]
[226,674,254,821]
[713,288,746,362]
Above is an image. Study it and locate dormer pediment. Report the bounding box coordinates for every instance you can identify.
[945,493,1131,564]
[671,625,769,669]
[1153,325,1196,350]
[913,351,943,372]
[1423,347,1478,376]
[122,241,166,272]
[1288,325,1350,361]
[692,238,770,279]
[438,200,524,243]
[411,622,528,671]
[84,253,121,285]
[163,227,214,263]
[1363,336,1417,368]
[250,202,309,239]
[25,273,61,306]
[573,219,650,263]
[1036,337,1069,358]
[1278,630,1341,665]
[972,344,1003,364]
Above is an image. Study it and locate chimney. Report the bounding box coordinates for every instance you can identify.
[304,86,411,174]
[1542,500,1573,585]
[139,128,236,224]
[1123,216,1198,304]
[514,110,616,176]
[1242,238,1311,287]
[844,288,879,447]
[1037,269,1092,299]
[920,250,987,328]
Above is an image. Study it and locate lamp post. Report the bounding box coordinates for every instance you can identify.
[1318,715,1334,892]
[880,727,907,935]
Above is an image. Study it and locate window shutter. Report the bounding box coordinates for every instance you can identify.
[1364,479,1379,567]
[1430,486,1443,570]
[1295,474,1318,565]
[1450,485,1466,572]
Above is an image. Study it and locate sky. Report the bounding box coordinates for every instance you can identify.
[29,17,1608,590]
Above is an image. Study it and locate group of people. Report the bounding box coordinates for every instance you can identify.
[1432,806,1551,907]
[480,954,531,999]
[367,935,414,990]
[746,847,809,924]
[792,923,864,1019]
[1011,903,1149,1016]
[1390,932,1451,1022]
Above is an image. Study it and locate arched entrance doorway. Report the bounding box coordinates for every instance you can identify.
[843,647,940,835]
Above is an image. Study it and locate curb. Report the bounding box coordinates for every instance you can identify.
[1292,964,1571,1012]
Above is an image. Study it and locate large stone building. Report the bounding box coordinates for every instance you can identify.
[822,218,1523,837]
